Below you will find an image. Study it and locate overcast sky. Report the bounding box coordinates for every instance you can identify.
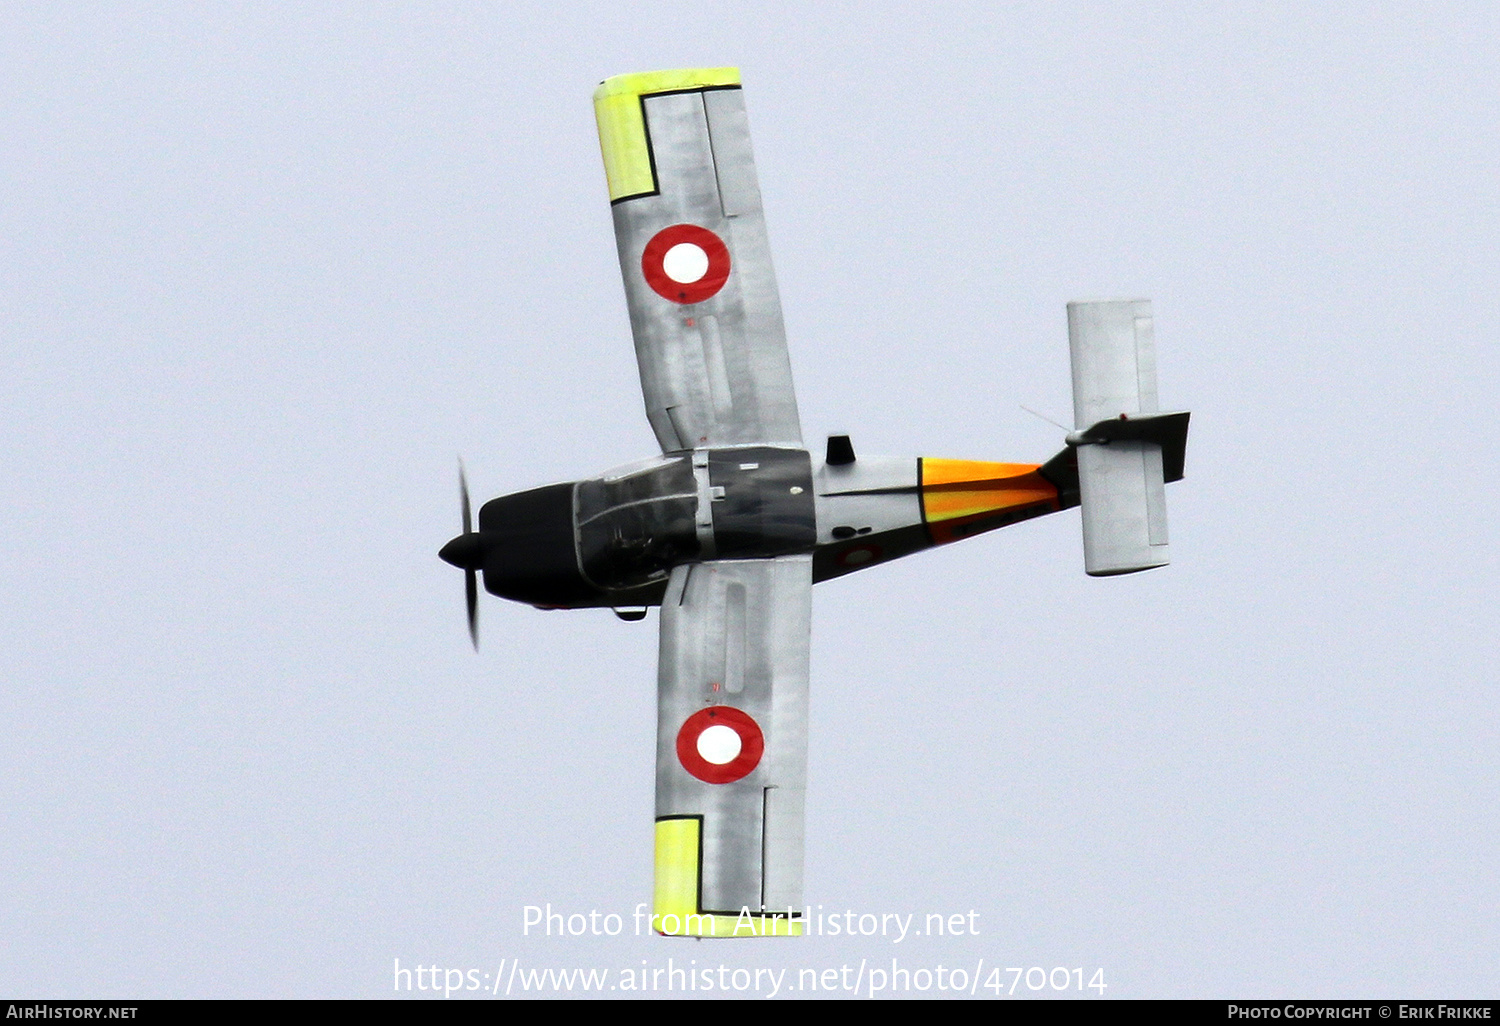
[3,1,1497,999]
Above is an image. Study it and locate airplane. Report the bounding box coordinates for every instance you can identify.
[439,68,1189,938]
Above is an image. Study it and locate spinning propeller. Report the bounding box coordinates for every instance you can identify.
[438,460,483,649]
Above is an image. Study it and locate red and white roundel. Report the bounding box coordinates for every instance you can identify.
[641,224,731,304]
[676,705,764,784]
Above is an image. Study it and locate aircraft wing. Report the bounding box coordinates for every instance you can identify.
[650,556,810,936]
[594,69,803,452]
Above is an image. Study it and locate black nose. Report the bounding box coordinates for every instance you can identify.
[439,532,486,571]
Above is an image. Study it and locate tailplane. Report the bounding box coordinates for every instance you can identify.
[1062,299,1190,576]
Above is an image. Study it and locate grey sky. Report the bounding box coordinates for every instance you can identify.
[2,1,1496,997]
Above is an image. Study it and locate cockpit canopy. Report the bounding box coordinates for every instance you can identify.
[575,455,699,589]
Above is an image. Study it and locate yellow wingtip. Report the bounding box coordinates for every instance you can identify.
[593,67,741,102]
[652,817,802,938]
[592,68,742,204]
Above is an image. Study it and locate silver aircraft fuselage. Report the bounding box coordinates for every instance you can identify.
[441,444,1075,613]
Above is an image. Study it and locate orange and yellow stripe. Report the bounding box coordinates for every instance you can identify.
[919,459,1059,544]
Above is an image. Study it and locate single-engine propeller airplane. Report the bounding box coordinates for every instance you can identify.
[439,68,1189,938]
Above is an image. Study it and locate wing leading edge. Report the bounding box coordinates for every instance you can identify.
[594,69,802,453]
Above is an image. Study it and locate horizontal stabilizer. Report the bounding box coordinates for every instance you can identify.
[1067,300,1182,576]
